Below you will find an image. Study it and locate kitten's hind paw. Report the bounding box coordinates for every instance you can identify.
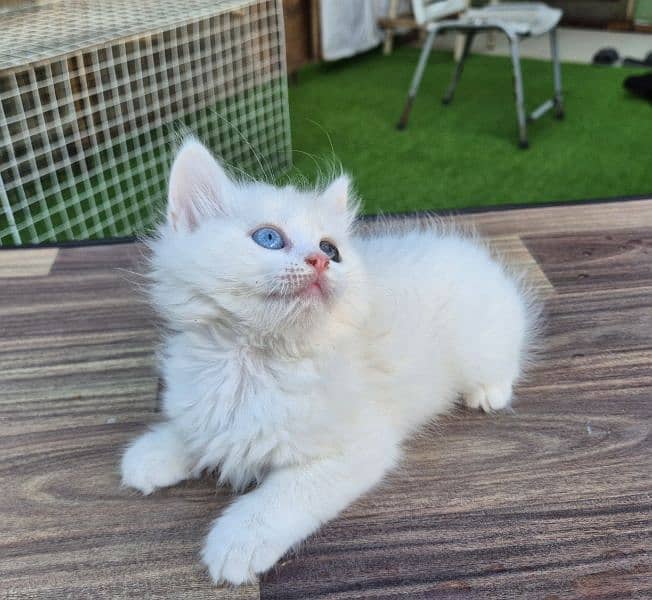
[464,382,512,413]
[120,423,192,494]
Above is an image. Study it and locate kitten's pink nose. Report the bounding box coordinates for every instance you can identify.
[305,253,329,273]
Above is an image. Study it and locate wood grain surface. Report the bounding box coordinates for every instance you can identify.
[0,248,58,278]
[1,200,650,599]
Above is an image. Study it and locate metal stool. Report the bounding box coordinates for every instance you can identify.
[397,2,564,148]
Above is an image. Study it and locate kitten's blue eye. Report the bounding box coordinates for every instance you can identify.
[252,227,285,250]
[320,240,341,262]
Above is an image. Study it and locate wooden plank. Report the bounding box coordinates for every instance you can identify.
[489,234,555,299]
[0,247,58,278]
[48,243,145,273]
[460,199,652,236]
[310,0,321,61]
[541,287,652,359]
[381,0,405,55]
[378,15,419,30]
[522,229,652,293]
[283,0,314,74]
[358,199,652,237]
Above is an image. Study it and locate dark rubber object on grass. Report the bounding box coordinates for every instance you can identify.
[624,72,652,102]
[623,52,652,68]
[592,48,619,66]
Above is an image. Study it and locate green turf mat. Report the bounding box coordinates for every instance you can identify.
[287,47,651,213]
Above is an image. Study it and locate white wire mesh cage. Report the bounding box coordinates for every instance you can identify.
[0,0,292,246]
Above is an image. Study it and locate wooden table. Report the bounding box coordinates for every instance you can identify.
[1,200,650,599]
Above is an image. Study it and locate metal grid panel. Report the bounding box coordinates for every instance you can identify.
[0,0,291,246]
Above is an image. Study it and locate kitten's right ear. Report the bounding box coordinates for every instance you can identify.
[167,138,232,232]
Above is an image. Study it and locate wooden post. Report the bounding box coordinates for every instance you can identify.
[310,0,321,61]
[383,0,401,55]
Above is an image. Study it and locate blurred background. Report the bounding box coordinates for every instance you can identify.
[1,0,651,246]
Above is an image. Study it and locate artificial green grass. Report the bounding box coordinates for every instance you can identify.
[287,47,651,213]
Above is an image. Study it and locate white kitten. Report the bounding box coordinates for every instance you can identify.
[121,139,539,585]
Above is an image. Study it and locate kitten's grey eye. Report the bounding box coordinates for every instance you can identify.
[252,227,285,250]
[319,240,341,262]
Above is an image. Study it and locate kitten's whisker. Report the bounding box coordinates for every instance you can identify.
[291,149,325,185]
[306,118,337,163]
[207,109,274,183]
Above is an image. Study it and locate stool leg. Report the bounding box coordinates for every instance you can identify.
[550,28,564,119]
[397,29,437,130]
[508,35,529,149]
[442,32,475,105]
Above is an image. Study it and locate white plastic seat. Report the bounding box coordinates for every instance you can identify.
[398,2,565,148]
[460,3,562,37]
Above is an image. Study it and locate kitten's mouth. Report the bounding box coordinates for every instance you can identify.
[301,278,326,298]
[266,275,329,302]
[290,275,330,300]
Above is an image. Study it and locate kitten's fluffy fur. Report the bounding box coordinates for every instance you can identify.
[121,139,538,585]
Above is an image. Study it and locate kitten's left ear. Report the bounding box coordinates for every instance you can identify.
[167,138,233,232]
[323,174,356,219]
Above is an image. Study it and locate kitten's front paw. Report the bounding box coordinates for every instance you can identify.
[201,515,287,585]
[120,425,191,495]
[464,382,513,412]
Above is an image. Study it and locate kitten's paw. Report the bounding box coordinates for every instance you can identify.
[201,516,286,585]
[464,382,512,412]
[120,425,191,495]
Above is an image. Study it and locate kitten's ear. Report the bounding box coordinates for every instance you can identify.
[323,174,355,217]
[167,139,232,232]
